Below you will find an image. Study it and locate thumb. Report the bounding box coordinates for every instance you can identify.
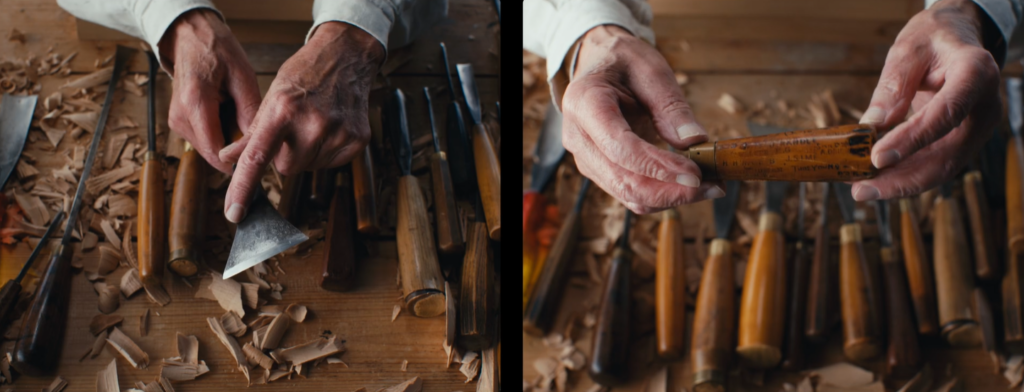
[629,66,707,149]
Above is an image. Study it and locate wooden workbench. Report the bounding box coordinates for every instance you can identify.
[0,0,499,390]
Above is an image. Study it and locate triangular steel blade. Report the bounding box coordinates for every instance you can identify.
[0,94,38,190]
[223,191,307,279]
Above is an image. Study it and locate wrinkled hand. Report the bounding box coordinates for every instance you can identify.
[218,22,383,223]
[161,9,262,174]
[561,25,723,214]
[852,0,1001,201]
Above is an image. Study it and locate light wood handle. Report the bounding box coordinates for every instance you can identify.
[655,209,686,360]
[805,202,836,340]
[168,147,205,277]
[899,198,939,336]
[589,249,631,387]
[138,154,165,288]
[963,171,999,279]
[472,122,501,241]
[933,197,982,347]
[1004,248,1024,346]
[691,238,734,392]
[431,152,464,253]
[523,207,582,336]
[737,212,786,369]
[781,241,811,371]
[352,145,378,234]
[839,223,882,361]
[321,170,356,292]
[396,175,445,318]
[460,220,493,351]
[880,247,921,378]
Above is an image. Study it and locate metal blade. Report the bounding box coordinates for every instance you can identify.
[383,89,412,176]
[714,180,742,239]
[874,200,892,247]
[0,94,38,190]
[457,63,482,124]
[530,102,566,192]
[16,211,64,284]
[423,87,442,153]
[832,182,856,223]
[224,191,308,279]
[747,121,791,137]
[765,181,789,213]
[146,51,158,152]
[618,209,634,250]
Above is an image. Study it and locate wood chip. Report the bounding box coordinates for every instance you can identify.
[122,221,137,268]
[477,349,496,392]
[42,375,67,392]
[144,284,171,306]
[221,311,247,338]
[240,282,259,309]
[62,111,99,132]
[89,314,123,335]
[98,283,120,314]
[175,332,199,365]
[42,127,66,149]
[1006,355,1024,387]
[284,303,307,323]
[99,220,120,249]
[380,377,422,392]
[400,359,409,371]
[207,317,247,369]
[207,272,244,318]
[63,67,112,91]
[461,352,481,382]
[106,327,149,369]
[7,28,25,43]
[95,244,121,275]
[109,116,138,131]
[82,231,98,250]
[160,359,210,382]
[16,160,38,179]
[140,308,149,337]
[811,362,874,388]
[120,269,142,298]
[13,193,48,226]
[243,342,274,369]
[269,336,344,368]
[96,359,119,392]
[102,133,128,169]
[717,93,744,115]
[260,312,292,350]
[87,329,109,360]
[86,166,135,195]
[391,305,401,322]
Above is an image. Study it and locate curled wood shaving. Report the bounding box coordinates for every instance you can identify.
[102,134,128,169]
[260,312,291,350]
[243,342,274,369]
[160,359,210,382]
[207,272,244,318]
[62,111,98,132]
[269,336,344,369]
[13,193,47,226]
[95,245,121,275]
[83,329,108,361]
[717,93,744,115]
[96,359,119,392]
[98,283,120,314]
[106,194,136,218]
[145,284,171,306]
[63,67,112,90]
[106,327,149,369]
[207,317,248,374]
[120,269,142,298]
[122,221,137,268]
[99,220,120,249]
[86,166,135,196]
[284,304,307,323]
[461,352,481,382]
[220,311,247,338]
[89,314,123,335]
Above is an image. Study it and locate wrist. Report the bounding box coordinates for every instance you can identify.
[309,22,386,66]
[574,25,634,78]
[158,8,223,71]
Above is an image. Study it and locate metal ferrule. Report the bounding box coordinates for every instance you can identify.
[681,142,716,178]
[143,151,160,162]
[183,141,194,152]
[693,369,724,388]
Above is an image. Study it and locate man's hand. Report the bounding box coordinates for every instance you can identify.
[853,0,1001,201]
[218,22,383,223]
[561,25,723,214]
[161,9,262,174]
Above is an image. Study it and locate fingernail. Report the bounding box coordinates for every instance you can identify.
[853,185,880,201]
[675,123,706,143]
[226,203,246,223]
[704,185,726,199]
[676,173,700,187]
[873,149,901,169]
[860,107,886,125]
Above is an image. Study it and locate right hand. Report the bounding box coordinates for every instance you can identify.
[561,25,724,214]
[160,9,262,174]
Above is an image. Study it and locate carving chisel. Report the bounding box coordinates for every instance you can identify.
[899,198,939,336]
[138,51,166,289]
[963,169,999,280]
[834,182,883,361]
[876,200,921,377]
[12,45,131,376]
[440,43,474,195]
[691,181,740,392]
[1006,77,1024,349]
[0,211,63,334]
[168,139,207,277]
[524,103,565,308]
[781,182,810,371]
[424,87,463,254]
[457,63,501,241]
[805,183,837,340]
[384,89,445,317]
[737,180,788,369]
[351,145,378,234]
[934,183,983,347]
[321,168,356,292]
[460,189,493,350]
[655,204,685,360]
[589,209,633,386]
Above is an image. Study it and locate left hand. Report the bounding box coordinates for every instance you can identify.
[852,0,1001,201]
[218,22,384,223]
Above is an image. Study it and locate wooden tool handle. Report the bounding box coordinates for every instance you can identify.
[1008,138,1024,250]
[590,248,632,387]
[309,168,334,209]
[276,171,302,224]
[321,170,356,292]
[781,241,811,371]
[460,220,492,351]
[963,171,999,279]
[396,175,445,317]
[138,154,165,287]
[351,145,378,234]
[737,212,786,369]
[472,122,501,241]
[838,223,882,361]
[523,191,545,240]
[12,245,73,376]
[168,146,206,277]
[691,238,735,392]
[898,198,938,336]
[805,203,835,340]
[933,197,983,347]
[522,192,544,309]
[880,247,921,378]
[431,152,464,253]
[0,280,22,334]
[523,207,582,336]
[655,209,686,360]
[973,287,999,371]
[682,124,876,181]
[1005,248,1024,347]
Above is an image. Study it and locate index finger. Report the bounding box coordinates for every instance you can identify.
[223,115,286,223]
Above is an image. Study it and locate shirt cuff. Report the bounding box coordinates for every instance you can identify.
[306,0,391,62]
[969,0,1018,66]
[137,0,223,69]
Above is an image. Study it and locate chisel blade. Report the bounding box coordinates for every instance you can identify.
[0,94,38,190]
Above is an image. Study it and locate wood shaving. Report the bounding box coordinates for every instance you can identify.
[89,314,123,335]
[120,269,142,298]
[174,332,199,365]
[207,272,244,318]
[62,111,98,132]
[42,127,66,149]
[391,305,401,322]
[240,282,259,309]
[259,312,291,350]
[96,359,119,392]
[796,377,813,392]
[99,220,120,249]
[16,160,38,179]
[145,284,171,306]
[1005,355,1024,387]
[7,28,24,44]
[159,359,210,383]
[445,281,456,364]
[106,327,149,369]
[717,93,744,115]
[95,244,121,275]
[206,317,248,371]
[86,166,135,195]
[478,349,495,392]
[140,308,149,337]
[400,359,409,371]
[284,303,307,323]
[380,377,422,392]
[102,134,129,169]
[220,311,247,338]
[461,352,481,382]
[13,193,47,226]
[122,220,137,268]
[268,336,344,369]
[98,283,120,314]
[62,67,112,91]
[243,342,274,369]
[811,362,874,388]
[86,329,109,360]
[82,231,98,250]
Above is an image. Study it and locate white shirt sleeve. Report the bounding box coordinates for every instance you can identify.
[523,0,655,109]
[307,0,448,59]
[926,0,1024,65]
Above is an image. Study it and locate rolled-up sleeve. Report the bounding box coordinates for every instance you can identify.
[307,0,447,59]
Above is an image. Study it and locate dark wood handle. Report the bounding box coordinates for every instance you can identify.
[431,152,464,254]
[276,171,302,224]
[781,241,811,371]
[1005,248,1024,347]
[459,220,492,351]
[691,238,734,391]
[138,155,165,288]
[1008,137,1024,250]
[472,122,501,241]
[321,170,356,292]
[963,171,999,280]
[682,124,876,181]
[589,249,631,387]
[880,247,921,377]
[737,212,786,369]
[351,145,378,234]
[0,280,22,334]
[12,245,73,376]
[168,147,205,277]
[445,102,474,195]
[396,175,445,318]
[655,209,686,360]
[309,168,334,209]
[839,223,882,361]
[805,202,835,340]
[899,199,938,336]
[933,197,982,347]
[522,208,582,336]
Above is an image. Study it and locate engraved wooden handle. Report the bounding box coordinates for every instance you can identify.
[351,145,378,234]
[933,196,982,347]
[737,212,786,369]
[396,175,445,318]
[805,201,835,340]
[522,206,582,336]
[880,247,921,378]
[655,209,686,360]
[321,170,356,292]
[168,146,205,277]
[839,223,882,361]
[681,124,876,181]
[691,238,734,392]
[431,151,464,253]
[963,170,999,279]
[899,198,938,336]
[781,240,811,371]
[472,122,501,241]
[589,248,632,387]
[138,154,165,287]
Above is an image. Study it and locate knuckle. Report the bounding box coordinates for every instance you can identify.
[242,148,271,168]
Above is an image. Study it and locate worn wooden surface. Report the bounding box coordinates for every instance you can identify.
[0,0,499,390]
